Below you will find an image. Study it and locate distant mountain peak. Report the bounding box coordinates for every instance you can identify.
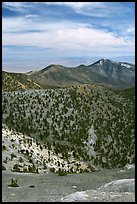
[40,64,65,73]
[99,58,117,64]
[90,58,114,66]
[76,64,87,69]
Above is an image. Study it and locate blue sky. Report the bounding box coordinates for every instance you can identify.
[2,2,135,72]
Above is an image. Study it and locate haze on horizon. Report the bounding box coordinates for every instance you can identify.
[2,2,135,73]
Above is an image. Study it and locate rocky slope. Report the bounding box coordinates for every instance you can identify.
[60,178,135,202]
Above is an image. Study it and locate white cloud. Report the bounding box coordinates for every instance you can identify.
[3,2,27,12]
[2,2,107,18]
[44,2,105,17]
[44,2,99,8]
[2,2,135,71]
[3,2,102,9]
[25,14,37,18]
[3,2,25,7]
[127,27,135,33]
[2,16,134,56]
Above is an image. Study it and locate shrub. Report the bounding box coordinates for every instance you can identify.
[28,164,38,173]
[11,152,17,160]
[12,144,16,149]
[2,165,6,171]
[2,145,7,151]
[19,157,23,163]
[57,168,67,176]
[12,164,21,172]
[11,138,15,142]
[23,167,28,173]
[29,185,35,188]
[3,159,7,164]
[49,167,55,173]
[8,178,19,187]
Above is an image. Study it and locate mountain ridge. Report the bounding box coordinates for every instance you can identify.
[27,58,135,89]
[2,59,135,90]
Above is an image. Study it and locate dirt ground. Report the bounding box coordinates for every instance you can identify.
[2,165,135,202]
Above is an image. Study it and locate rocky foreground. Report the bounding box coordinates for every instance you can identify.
[60,178,135,202]
[2,164,135,202]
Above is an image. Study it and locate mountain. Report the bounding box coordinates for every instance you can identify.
[87,59,135,87]
[2,71,43,91]
[29,59,135,89]
[28,64,89,87]
[2,59,135,91]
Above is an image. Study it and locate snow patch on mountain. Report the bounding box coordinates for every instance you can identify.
[120,63,132,69]
[100,60,103,65]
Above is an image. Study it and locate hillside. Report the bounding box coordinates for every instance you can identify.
[2,71,43,91]
[2,85,135,173]
[2,124,95,174]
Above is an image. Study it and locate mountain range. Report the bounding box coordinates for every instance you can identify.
[3,59,135,91]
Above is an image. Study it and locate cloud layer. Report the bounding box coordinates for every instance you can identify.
[2,2,135,72]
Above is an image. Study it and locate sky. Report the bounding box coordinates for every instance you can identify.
[2,2,135,73]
